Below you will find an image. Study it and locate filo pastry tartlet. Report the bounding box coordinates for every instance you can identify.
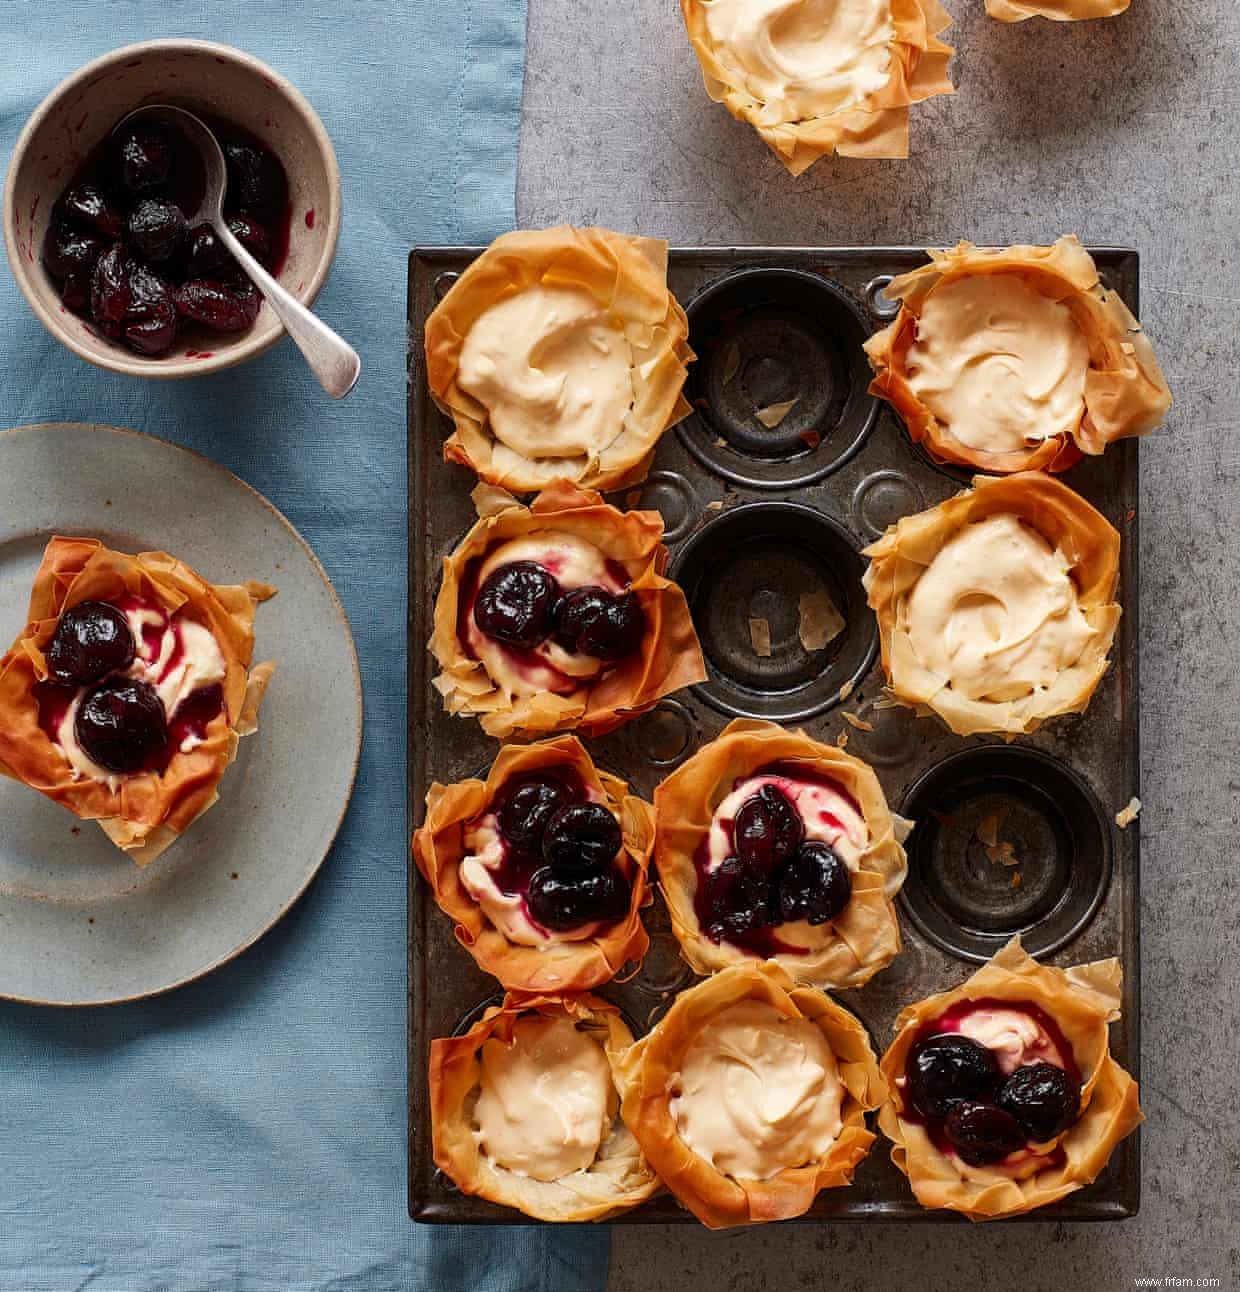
[618,961,886,1228]
[865,237,1170,473]
[414,736,654,992]
[863,472,1121,737]
[431,992,661,1221]
[429,481,706,739]
[424,225,693,493]
[986,0,1129,20]
[680,0,954,177]
[656,719,908,990]
[0,536,275,865]
[878,936,1142,1220]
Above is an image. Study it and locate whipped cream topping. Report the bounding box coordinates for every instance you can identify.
[670,999,844,1180]
[465,531,627,699]
[903,514,1096,703]
[952,1005,1067,1076]
[460,781,612,947]
[704,0,895,125]
[474,1016,615,1181]
[51,603,227,788]
[458,286,636,462]
[905,274,1089,455]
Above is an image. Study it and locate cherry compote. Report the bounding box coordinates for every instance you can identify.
[75,678,168,774]
[46,601,135,686]
[43,114,290,356]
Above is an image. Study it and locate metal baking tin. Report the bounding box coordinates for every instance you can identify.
[407,246,1141,1223]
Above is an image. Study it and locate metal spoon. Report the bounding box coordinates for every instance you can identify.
[117,105,361,399]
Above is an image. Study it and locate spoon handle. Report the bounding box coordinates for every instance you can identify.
[216,222,361,399]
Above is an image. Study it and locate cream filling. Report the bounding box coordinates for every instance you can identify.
[458,285,636,463]
[474,1016,615,1182]
[705,771,867,951]
[903,514,1096,703]
[53,608,227,789]
[670,999,844,1180]
[466,532,627,700]
[704,0,895,124]
[905,274,1089,455]
[952,1006,1066,1076]
[459,790,611,947]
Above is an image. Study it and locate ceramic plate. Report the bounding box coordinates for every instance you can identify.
[0,424,362,1005]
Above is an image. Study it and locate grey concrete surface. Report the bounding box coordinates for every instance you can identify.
[517,1,1239,1288]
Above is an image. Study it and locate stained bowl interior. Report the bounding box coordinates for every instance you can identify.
[4,40,339,377]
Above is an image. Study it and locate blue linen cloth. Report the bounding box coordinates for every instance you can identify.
[0,5,610,1290]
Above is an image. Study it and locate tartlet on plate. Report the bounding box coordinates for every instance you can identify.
[429,480,706,739]
[425,225,692,493]
[413,735,654,992]
[862,472,1121,737]
[878,936,1142,1220]
[680,0,954,176]
[655,718,908,990]
[431,992,662,1222]
[864,237,1170,473]
[986,0,1129,19]
[0,536,275,865]
[617,960,887,1228]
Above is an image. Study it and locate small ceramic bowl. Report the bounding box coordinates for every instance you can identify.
[3,39,341,379]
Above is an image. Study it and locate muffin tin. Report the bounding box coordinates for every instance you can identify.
[407,246,1142,1222]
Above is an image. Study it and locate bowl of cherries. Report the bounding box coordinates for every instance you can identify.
[4,39,340,378]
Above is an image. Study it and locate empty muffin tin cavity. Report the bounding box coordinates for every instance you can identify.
[679,268,877,489]
[899,746,1111,964]
[671,502,876,722]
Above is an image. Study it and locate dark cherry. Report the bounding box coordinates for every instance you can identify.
[126,198,188,264]
[527,864,630,931]
[42,223,107,280]
[56,184,124,239]
[226,214,272,267]
[735,783,803,874]
[221,138,287,219]
[907,1033,1002,1120]
[542,802,622,873]
[116,123,174,193]
[998,1062,1082,1142]
[776,839,852,925]
[60,273,91,317]
[74,678,168,775]
[187,223,230,276]
[46,601,135,686]
[173,280,261,333]
[943,1101,1028,1167]
[495,774,575,853]
[703,854,774,943]
[472,561,560,648]
[122,265,179,357]
[551,587,646,660]
[90,243,132,332]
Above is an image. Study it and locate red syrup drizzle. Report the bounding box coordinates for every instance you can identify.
[34,597,225,776]
[305,208,316,229]
[455,547,620,695]
[899,997,1081,1164]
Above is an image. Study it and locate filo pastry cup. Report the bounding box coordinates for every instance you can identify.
[431,992,662,1221]
[617,960,887,1228]
[862,472,1121,737]
[429,481,706,739]
[878,936,1143,1220]
[680,0,954,177]
[413,736,654,992]
[987,0,1129,20]
[655,718,908,989]
[425,225,693,493]
[0,536,275,865]
[864,237,1170,473]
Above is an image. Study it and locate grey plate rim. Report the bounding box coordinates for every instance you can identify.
[0,421,364,1008]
